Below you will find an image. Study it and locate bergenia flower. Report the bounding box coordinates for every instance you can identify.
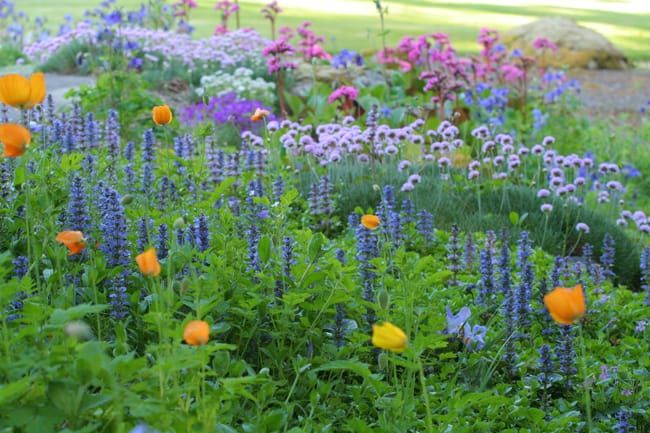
[533,37,558,53]
[327,85,358,113]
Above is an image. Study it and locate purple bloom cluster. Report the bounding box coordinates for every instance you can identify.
[356,222,379,329]
[25,25,268,69]
[181,92,274,133]
[66,174,91,234]
[447,224,462,285]
[99,187,130,268]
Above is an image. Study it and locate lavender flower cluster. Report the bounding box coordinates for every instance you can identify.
[181,92,275,132]
[24,24,268,70]
[245,114,648,236]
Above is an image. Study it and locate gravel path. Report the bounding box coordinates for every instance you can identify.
[0,65,647,123]
[570,68,650,120]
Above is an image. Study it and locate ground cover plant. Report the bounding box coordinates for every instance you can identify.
[0,1,649,432]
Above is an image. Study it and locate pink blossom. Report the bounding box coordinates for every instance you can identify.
[263,38,297,73]
[214,24,228,35]
[309,44,332,60]
[501,64,524,82]
[533,37,558,53]
[327,86,359,112]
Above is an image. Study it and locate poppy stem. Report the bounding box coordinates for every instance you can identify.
[577,324,593,432]
[416,357,434,433]
[22,163,42,296]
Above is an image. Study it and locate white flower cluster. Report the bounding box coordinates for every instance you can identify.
[196,67,275,105]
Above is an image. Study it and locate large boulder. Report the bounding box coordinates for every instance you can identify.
[503,17,629,69]
[292,62,386,97]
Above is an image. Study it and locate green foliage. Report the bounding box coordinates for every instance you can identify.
[305,161,642,288]
[65,71,164,132]
[38,41,93,75]
[0,45,27,68]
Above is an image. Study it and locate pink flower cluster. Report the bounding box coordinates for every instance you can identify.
[214,0,240,34]
[262,38,297,74]
[327,85,359,112]
[261,0,282,20]
[533,37,558,53]
[296,21,331,62]
[214,0,239,17]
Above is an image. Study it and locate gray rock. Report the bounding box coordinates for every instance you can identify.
[503,17,629,69]
[291,62,387,97]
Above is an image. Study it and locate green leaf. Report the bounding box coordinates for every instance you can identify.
[49,304,109,326]
[258,236,271,264]
[357,95,380,112]
[0,377,32,405]
[280,188,299,207]
[509,211,519,226]
[519,212,529,225]
[307,233,324,261]
[282,292,310,307]
[312,360,381,390]
[14,163,25,186]
[60,153,84,172]
[216,425,239,433]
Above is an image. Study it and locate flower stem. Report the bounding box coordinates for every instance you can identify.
[416,357,434,433]
[577,324,593,432]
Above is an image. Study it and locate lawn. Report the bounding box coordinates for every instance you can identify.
[18,0,650,60]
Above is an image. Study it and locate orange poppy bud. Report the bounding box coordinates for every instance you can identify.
[55,231,86,255]
[152,105,173,125]
[183,320,210,346]
[371,321,408,353]
[543,284,586,325]
[0,123,31,158]
[250,108,270,122]
[136,247,161,277]
[0,73,47,109]
[360,214,380,230]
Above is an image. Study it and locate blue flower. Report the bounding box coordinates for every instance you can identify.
[128,57,143,70]
[463,323,487,350]
[380,106,392,118]
[622,164,640,179]
[331,48,364,69]
[104,10,122,26]
[446,305,471,335]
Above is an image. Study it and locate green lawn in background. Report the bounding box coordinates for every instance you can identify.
[18,0,650,60]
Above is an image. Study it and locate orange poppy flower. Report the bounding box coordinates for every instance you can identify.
[183,320,210,346]
[361,214,380,230]
[152,105,173,125]
[0,73,46,109]
[136,247,161,277]
[543,283,586,325]
[55,231,86,255]
[27,73,46,108]
[250,108,270,122]
[0,123,31,157]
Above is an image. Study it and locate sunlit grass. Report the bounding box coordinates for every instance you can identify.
[18,0,650,59]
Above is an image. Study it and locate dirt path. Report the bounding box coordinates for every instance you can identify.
[570,68,650,120]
